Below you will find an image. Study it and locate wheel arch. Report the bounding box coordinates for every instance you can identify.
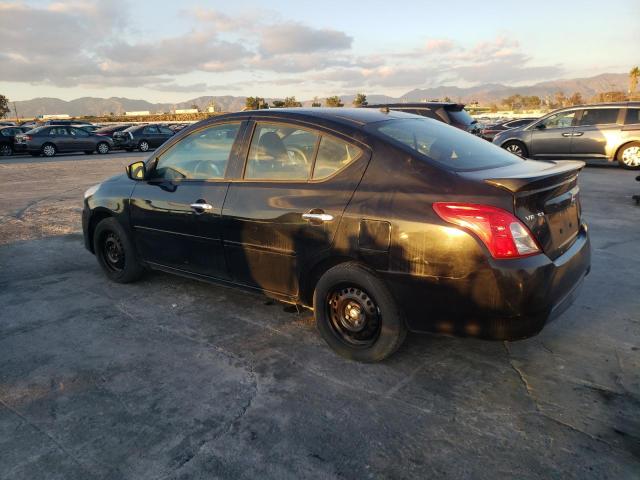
[87,208,114,253]
[613,140,640,162]
[299,255,358,308]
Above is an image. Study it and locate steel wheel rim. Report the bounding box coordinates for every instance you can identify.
[98,143,109,154]
[139,141,149,151]
[0,144,11,156]
[101,232,125,272]
[506,144,523,156]
[622,146,640,167]
[326,286,381,347]
[43,145,55,156]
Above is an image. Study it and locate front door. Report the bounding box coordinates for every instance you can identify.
[69,127,93,151]
[571,107,622,157]
[529,110,577,157]
[222,121,369,296]
[130,121,245,279]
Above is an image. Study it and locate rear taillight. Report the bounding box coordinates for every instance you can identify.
[433,202,541,259]
[24,135,32,141]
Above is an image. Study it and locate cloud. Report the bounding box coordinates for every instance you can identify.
[259,24,352,56]
[424,39,455,54]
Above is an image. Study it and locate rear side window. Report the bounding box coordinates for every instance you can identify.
[578,108,620,126]
[447,108,475,126]
[374,118,522,171]
[159,126,174,134]
[313,137,361,180]
[49,127,69,136]
[625,108,640,125]
[245,123,319,180]
[143,126,159,134]
[0,129,10,137]
[153,123,241,181]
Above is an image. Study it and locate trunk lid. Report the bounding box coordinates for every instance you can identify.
[460,160,584,260]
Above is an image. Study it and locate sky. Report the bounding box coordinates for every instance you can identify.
[0,0,638,102]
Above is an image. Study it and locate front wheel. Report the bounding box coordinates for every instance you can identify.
[97,142,110,154]
[0,144,12,156]
[502,140,528,158]
[617,142,640,170]
[93,217,144,283]
[138,140,149,152]
[314,262,407,362]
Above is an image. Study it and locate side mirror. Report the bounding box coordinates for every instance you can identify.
[127,161,146,180]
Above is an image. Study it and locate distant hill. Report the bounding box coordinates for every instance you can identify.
[9,72,630,117]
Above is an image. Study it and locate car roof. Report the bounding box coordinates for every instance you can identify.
[366,102,465,110]
[561,101,640,109]
[210,107,419,128]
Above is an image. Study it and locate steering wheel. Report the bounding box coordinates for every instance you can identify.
[193,161,222,178]
[286,146,309,165]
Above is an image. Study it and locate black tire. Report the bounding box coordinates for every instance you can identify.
[93,217,144,283]
[42,143,57,157]
[97,142,110,154]
[314,262,407,362]
[617,142,640,170]
[138,140,149,152]
[502,140,528,158]
[0,143,12,156]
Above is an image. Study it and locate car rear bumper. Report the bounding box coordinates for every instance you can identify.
[382,224,591,340]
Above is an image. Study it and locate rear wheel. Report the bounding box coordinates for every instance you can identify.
[138,140,149,152]
[314,262,407,362]
[93,217,144,283]
[0,144,12,156]
[97,142,110,154]
[42,143,56,157]
[502,140,528,158]
[617,142,640,170]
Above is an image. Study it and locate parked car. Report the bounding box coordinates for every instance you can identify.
[365,102,481,136]
[93,124,132,139]
[493,102,640,169]
[480,118,537,141]
[15,125,113,157]
[83,108,591,361]
[0,126,30,155]
[75,124,101,133]
[112,124,174,152]
[0,121,17,127]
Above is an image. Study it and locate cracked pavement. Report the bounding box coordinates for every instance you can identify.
[0,153,639,479]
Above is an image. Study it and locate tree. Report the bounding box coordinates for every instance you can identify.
[443,96,452,103]
[629,66,640,97]
[283,96,302,107]
[0,95,9,119]
[553,91,567,108]
[568,92,583,106]
[245,97,268,110]
[593,91,628,103]
[325,96,343,107]
[311,97,322,107]
[352,93,368,107]
[271,100,286,108]
[190,104,198,111]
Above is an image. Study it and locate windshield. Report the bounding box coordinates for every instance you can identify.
[373,118,523,171]
[447,108,475,126]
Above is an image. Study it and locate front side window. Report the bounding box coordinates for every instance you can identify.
[539,111,576,129]
[374,118,522,171]
[159,126,174,135]
[245,123,318,180]
[152,123,241,181]
[70,127,89,137]
[577,108,620,126]
[313,136,362,180]
[143,126,159,134]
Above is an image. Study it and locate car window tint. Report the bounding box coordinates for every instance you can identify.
[578,108,620,126]
[70,127,89,137]
[245,123,318,180]
[624,108,640,125]
[143,126,159,134]
[375,118,522,171]
[153,123,241,181]
[159,126,174,134]
[539,111,576,129]
[49,127,68,136]
[0,129,10,137]
[313,136,362,180]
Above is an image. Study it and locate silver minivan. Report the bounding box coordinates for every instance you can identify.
[492,102,640,169]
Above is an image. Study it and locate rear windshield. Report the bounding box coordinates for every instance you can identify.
[373,118,522,171]
[447,108,475,126]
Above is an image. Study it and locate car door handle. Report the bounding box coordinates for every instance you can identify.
[190,203,212,212]
[302,212,334,223]
[562,132,573,137]
[572,132,584,137]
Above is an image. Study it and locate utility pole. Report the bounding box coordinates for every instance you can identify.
[13,102,19,122]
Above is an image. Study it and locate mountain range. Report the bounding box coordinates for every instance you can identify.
[9,73,629,117]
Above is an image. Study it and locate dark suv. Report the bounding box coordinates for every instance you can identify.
[83,108,590,362]
[366,102,481,135]
[493,102,640,169]
[112,124,174,152]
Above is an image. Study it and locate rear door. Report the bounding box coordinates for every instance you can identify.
[571,107,622,157]
[221,120,369,296]
[142,125,160,147]
[529,110,577,157]
[130,121,245,278]
[49,127,73,152]
[157,125,175,147]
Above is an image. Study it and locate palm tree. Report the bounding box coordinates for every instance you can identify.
[629,66,640,95]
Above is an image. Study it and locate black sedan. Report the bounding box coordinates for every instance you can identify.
[0,126,31,155]
[15,126,113,157]
[112,124,174,152]
[83,109,590,362]
[93,124,132,139]
[480,118,537,141]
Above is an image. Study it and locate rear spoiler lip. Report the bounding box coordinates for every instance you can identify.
[482,160,585,193]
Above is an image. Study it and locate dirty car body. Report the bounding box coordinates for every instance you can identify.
[83,108,591,361]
